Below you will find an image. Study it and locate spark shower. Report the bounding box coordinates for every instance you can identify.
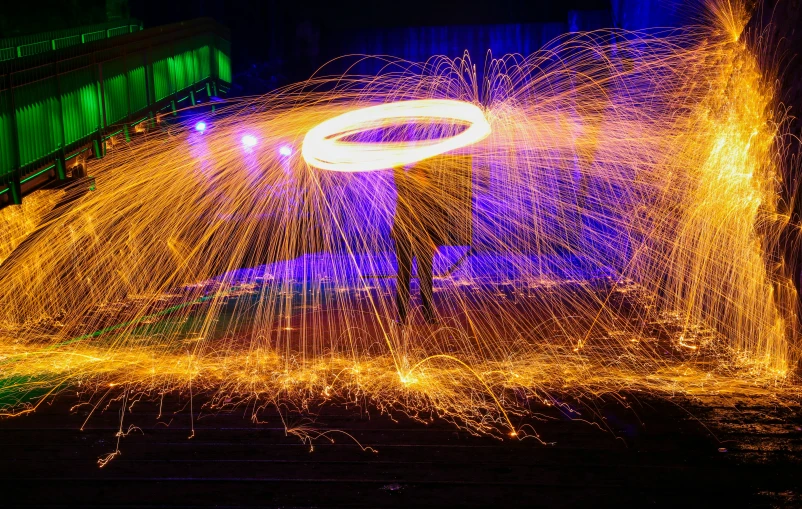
[0,1,798,441]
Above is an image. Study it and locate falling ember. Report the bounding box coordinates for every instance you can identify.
[0,0,798,437]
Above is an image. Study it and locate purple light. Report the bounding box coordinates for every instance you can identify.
[242,134,258,149]
[194,121,207,133]
[279,145,293,157]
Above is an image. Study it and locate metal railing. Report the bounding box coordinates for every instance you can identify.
[0,19,144,62]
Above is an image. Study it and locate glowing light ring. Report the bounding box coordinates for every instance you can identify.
[302,99,491,172]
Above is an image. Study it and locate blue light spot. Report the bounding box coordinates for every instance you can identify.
[279,145,293,156]
[195,121,207,133]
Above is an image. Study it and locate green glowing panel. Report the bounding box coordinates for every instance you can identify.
[103,59,129,124]
[126,53,148,113]
[173,50,190,92]
[152,57,174,102]
[60,68,100,146]
[216,48,231,84]
[15,79,62,167]
[52,35,80,50]
[17,41,50,58]
[106,26,130,38]
[81,30,105,43]
[0,91,15,180]
[184,49,197,84]
[195,46,210,81]
[128,65,148,113]
[104,72,128,124]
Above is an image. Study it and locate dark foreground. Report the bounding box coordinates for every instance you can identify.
[1,393,800,508]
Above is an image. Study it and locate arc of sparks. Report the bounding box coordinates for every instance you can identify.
[302,99,491,172]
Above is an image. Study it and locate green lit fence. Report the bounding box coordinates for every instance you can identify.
[0,18,231,205]
[0,19,144,62]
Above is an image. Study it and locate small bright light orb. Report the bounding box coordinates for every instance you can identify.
[279,145,293,157]
[194,121,207,133]
[242,134,258,148]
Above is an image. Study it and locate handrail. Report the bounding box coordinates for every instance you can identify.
[0,18,144,62]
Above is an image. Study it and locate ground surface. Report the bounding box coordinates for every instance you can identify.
[1,393,800,508]
[2,188,801,508]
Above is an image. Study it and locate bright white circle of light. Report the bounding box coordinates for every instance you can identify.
[302,99,491,172]
[242,135,258,148]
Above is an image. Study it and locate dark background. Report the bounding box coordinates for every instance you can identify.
[128,0,623,88]
[1,0,715,89]
[129,0,611,70]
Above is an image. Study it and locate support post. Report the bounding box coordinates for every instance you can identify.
[124,123,131,143]
[210,82,217,112]
[56,156,67,180]
[93,136,105,159]
[9,172,22,205]
[170,99,177,116]
[190,90,196,105]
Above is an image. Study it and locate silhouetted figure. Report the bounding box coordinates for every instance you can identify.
[392,161,447,324]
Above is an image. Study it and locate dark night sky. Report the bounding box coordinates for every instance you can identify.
[129,0,612,78]
[130,0,613,28]
[2,0,613,40]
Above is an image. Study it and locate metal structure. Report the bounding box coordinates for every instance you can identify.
[0,18,231,205]
[0,19,145,62]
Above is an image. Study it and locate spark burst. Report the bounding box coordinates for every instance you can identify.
[0,1,799,441]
